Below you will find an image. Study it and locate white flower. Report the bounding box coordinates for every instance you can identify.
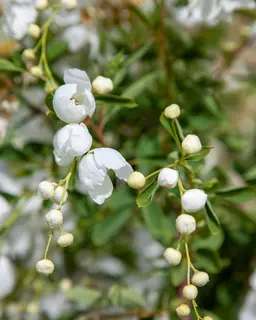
[53,69,95,123]
[37,181,55,200]
[36,0,48,10]
[182,284,198,300]
[3,2,37,40]
[164,104,180,119]
[191,271,210,287]
[45,209,63,228]
[0,195,11,227]
[78,148,133,204]
[92,76,114,95]
[182,134,202,154]
[127,171,146,189]
[181,189,207,213]
[176,304,190,317]
[57,233,74,247]
[36,259,54,275]
[0,256,16,299]
[158,168,179,188]
[176,214,196,234]
[53,186,68,204]
[53,123,92,166]
[164,248,182,266]
[175,0,255,27]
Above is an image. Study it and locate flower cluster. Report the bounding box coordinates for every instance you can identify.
[128,103,214,319]
[35,68,133,274]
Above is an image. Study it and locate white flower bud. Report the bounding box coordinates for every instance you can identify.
[176,304,190,317]
[181,189,207,213]
[164,104,180,119]
[59,278,72,291]
[23,49,35,61]
[127,171,146,189]
[27,24,40,38]
[61,0,78,10]
[57,233,74,247]
[92,76,114,95]
[37,181,55,200]
[182,284,198,300]
[36,0,48,10]
[45,209,63,228]
[158,168,179,188]
[192,271,210,287]
[182,134,202,154]
[164,248,182,266]
[176,214,196,235]
[203,317,213,320]
[30,66,43,78]
[53,186,68,204]
[36,259,54,275]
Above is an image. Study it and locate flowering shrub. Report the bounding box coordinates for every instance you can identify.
[0,0,256,319]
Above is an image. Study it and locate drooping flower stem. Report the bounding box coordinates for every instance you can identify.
[44,228,54,259]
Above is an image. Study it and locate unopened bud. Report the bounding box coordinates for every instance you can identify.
[182,134,202,154]
[158,168,179,188]
[61,0,78,10]
[37,181,55,200]
[176,214,196,235]
[176,304,190,317]
[28,24,40,38]
[57,233,74,247]
[127,171,146,189]
[164,248,182,266]
[36,259,54,275]
[92,76,114,95]
[36,0,48,10]
[59,278,72,291]
[23,49,35,61]
[203,317,213,320]
[30,66,43,78]
[192,271,210,287]
[53,186,68,204]
[45,209,63,228]
[182,284,198,300]
[164,104,180,119]
[181,189,207,213]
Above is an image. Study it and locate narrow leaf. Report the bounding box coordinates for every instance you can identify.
[0,58,24,72]
[95,94,138,108]
[205,201,221,234]
[66,286,102,305]
[47,41,68,62]
[92,208,132,245]
[184,146,212,161]
[217,186,255,203]
[136,178,158,208]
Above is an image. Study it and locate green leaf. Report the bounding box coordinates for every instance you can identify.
[184,146,212,161]
[92,208,132,245]
[136,178,158,208]
[205,201,221,234]
[66,286,102,305]
[216,186,255,203]
[195,250,229,274]
[95,94,138,108]
[160,115,184,146]
[170,262,187,287]
[160,114,175,137]
[192,231,224,251]
[142,203,176,245]
[47,40,68,62]
[108,285,145,308]
[0,58,24,72]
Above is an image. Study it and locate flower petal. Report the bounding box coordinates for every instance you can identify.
[64,68,91,91]
[78,153,106,188]
[94,148,133,181]
[0,256,16,299]
[53,84,87,123]
[88,175,113,204]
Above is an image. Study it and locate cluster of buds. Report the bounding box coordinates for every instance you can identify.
[36,181,73,275]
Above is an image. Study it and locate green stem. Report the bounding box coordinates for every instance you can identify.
[184,240,191,285]
[44,228,54,259]
[192,300,202,320]
[145,163,175,180]
[58,158,76,208]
